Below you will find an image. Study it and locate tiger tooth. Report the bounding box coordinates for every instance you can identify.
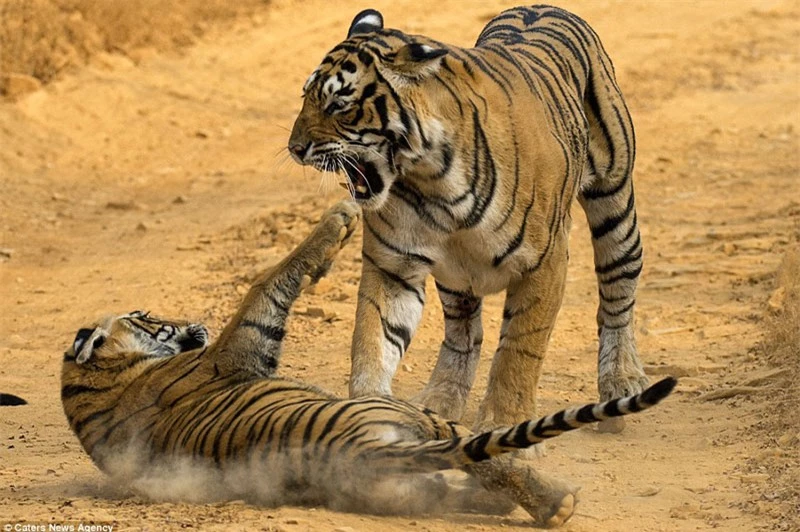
[356,185,368,194]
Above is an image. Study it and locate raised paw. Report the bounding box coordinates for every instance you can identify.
[319,200,361,255]
[297,200,361,287]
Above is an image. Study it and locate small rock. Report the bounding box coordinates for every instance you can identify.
[334,527,355,532]
[306,277,334,295]
[722,242,737,256]
[8,335,27,348]
[304,306,326,319]
[0,248,13,261]
[635,486,662,497]
[2,73,41,99]
[284,518,304,525]
[778,431,799,448]
[172,195,188,204]
[195,129,210,139]
[737,473,770,484]
[235,284,249,296]
[767,287,785,314]
[105,200,141,211]
[51,192,66,201]
[136,222,149,232]
[402,364,413,373]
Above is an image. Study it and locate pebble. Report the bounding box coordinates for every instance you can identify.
[778,431,799,448]
[304,306,326,319]
[235,284,249,295]
[767,286,785,313]
[402,364,413,373]
[2,73,41,99]
[635,486,662,497]
[106,200,141,211]
[306,277,334,295]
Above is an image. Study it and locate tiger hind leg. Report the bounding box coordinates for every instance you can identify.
[579,65,648,430]
[467,456,579,527]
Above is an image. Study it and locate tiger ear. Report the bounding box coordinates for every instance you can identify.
[348,9,384,38]
[389,43,448,78]
[72,327,108,365]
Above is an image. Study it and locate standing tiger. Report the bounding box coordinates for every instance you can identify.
[62,201,676,527]
[288,5,649,434]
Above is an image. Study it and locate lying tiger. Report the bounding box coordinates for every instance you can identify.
[62,201,675,527]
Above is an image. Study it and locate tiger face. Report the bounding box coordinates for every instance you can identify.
[288,9,450,211]
[63,311,209,371]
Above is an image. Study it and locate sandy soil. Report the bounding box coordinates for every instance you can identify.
[1,0,799,530]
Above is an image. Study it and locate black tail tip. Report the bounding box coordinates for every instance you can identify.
[641,377,678,405]
[0,393,28,406]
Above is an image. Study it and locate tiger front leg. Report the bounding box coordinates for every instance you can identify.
[473,239,569,456]
[411,282,483,420]
[350,252,428,397]
[213,201,360,377]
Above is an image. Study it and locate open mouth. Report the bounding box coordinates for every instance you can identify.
[340,159,383,201]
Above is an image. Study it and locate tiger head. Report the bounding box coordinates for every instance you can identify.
[62,311,209,379]
[289,9,453,211]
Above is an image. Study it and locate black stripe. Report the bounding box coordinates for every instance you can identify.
[364,221,434,265]
[362,253,425,305]
[575,404,599,423]
[61,384,111,400]
[595,233,642,274]
[590,191,635,239]
[492,199,534,267]
[241,320,285,342]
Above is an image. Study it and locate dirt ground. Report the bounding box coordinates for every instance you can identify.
[1,0,799,530]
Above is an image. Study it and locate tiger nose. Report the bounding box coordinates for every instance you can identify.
[289,142,311,162]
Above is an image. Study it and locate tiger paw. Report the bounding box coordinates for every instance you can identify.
[598,372,650,401]
[543,492,577,528]
[298,200,361,288]
[597,373,649,433]
[411,383,469,421]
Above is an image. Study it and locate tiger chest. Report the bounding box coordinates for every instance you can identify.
[430,232,528,296]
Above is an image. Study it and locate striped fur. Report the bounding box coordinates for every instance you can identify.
[61,201,675,525]
[288,6,650,433]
